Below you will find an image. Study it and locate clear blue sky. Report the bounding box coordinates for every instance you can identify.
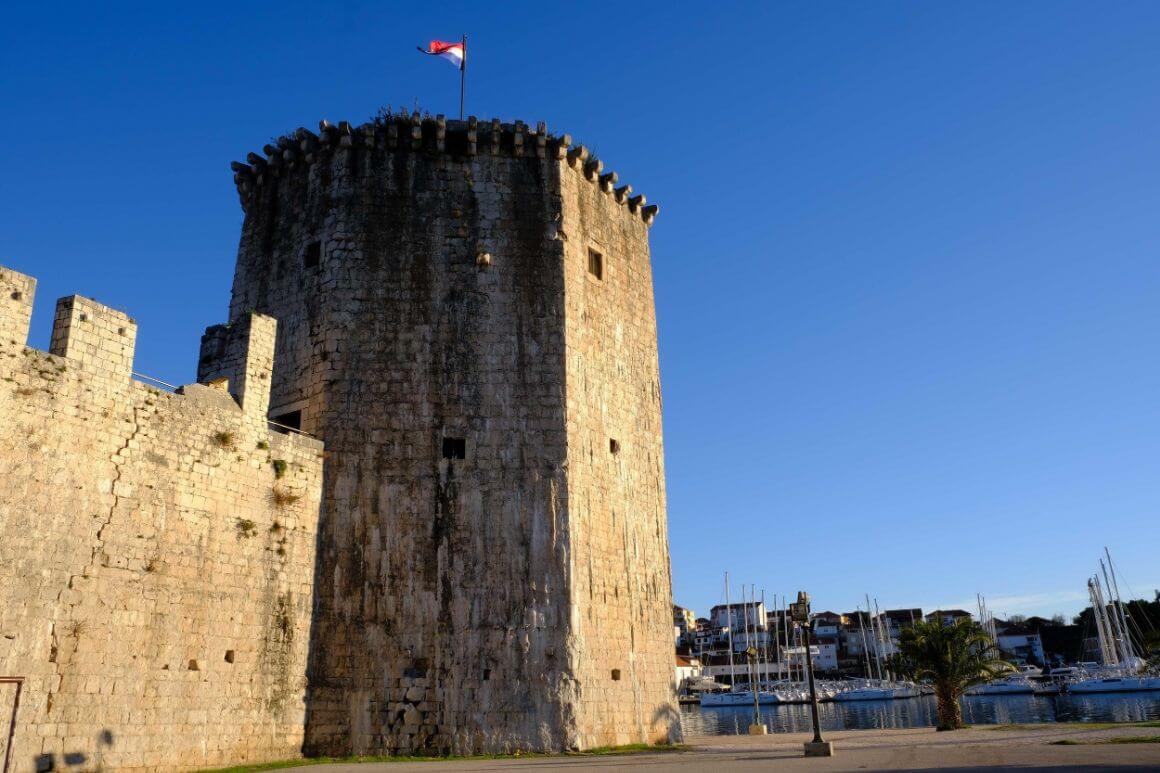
[3,2,1158,622]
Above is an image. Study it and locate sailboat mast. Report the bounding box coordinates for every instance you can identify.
[979,595,996,645]
[875,598,892,681]
[1105,548,1135,661]
[724,571,737,687]
[782,596,791,681]
[771,595,781,681]
[1093,576,1117,666]
[760,588,769,684]
[865,593,881,680]
[744,584,757,689]
[1100,560,1128,664]
[1087,579,1108,665]
[857,605,873,679]
[1101,577,1119,665]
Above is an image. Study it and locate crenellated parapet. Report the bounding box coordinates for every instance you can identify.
[229,114,659,227]
[4,274,140,385]
[1,266,36,347]
[0,264,286,432]
[49,295,138,385]
[197,314,277,424]
[1,266,141,391]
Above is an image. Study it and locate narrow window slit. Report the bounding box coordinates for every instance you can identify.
[304,241,322,269]
[442,437,466,460]
[587,248,603,280]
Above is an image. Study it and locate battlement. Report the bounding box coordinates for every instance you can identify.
[229,114,659,226]
[198,314,277,423]
[0,265,285,429]
[47,294,138,384]
[1,266,37,346]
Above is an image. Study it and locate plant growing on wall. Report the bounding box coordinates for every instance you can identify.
[212,431,236,449]
[236,518,257,539]
[271,486,301,508]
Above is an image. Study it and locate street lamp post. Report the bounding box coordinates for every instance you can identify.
[791,591,834,758]
[745,646,766,735]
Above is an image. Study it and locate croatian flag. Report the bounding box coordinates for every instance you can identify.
[420,40,466,70]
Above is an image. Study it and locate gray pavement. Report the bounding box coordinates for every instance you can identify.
[301,725,1160,772]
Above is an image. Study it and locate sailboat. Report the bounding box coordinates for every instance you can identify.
[831,597,922,701]
[1069,673,1160,693]
[1068,549,1160,694]
[963,594,1036,695]
[701,575,784,706]
[965,675,1036,695]
[832,678,895,701]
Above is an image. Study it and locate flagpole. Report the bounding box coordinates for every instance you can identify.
[459,34,466,120]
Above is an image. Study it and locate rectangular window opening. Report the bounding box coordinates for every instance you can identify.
[442,437,466,460]
[271,410,302,434]
[404,659,429,678]
[304,241,322,269]
[611,669,622,681]
[587,248,603,280]
[610,438,621,455]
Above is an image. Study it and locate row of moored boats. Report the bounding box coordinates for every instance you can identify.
[697,666,1160,706]
[699,678,926,706]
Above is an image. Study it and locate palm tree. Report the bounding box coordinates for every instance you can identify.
[898,618,1014,730]
[884,651,918,682]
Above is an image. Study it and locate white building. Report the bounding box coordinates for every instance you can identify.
[996,632,1046,665]
[784,641,837,672]
[710,602,767,632]
[702,657,791,684]
[675,654,703,689]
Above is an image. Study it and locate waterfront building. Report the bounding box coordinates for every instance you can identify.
[710,601,768,632]
[925,609,974,626]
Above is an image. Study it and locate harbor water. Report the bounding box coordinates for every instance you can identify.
[681,693,1160,736]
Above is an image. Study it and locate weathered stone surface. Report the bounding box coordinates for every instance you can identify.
[0,112,674,770]
[0,275,324,772]
[226,116,676,756]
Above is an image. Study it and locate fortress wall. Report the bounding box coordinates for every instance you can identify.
[558,158,677,746]
[1,110,674,769]
[221,116,675,755]
[0,269,324,772]
[228,122,576,755]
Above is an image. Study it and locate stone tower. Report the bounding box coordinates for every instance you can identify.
[219,114,675,756]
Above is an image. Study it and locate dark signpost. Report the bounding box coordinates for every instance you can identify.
[790,591,835,758]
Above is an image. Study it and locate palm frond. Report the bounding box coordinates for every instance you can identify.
[899,618,1015,693]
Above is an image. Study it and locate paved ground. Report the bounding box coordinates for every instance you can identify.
[307,725,1160,772]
